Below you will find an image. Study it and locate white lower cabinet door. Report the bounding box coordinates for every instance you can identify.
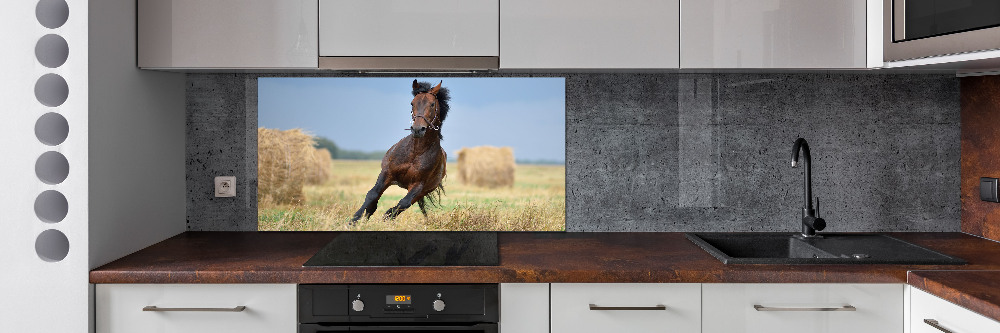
[500,283,549,333]
[911,287,1000,333]
[96,284,297,333]
[702,283,903,333]
[550,283,701,333]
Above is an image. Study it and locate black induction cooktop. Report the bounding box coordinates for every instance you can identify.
[303,232,499,267]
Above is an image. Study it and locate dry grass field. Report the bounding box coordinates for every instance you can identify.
[258,159,565,231]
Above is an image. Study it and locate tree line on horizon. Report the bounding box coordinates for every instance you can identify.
[314,136,564,165]
[313,136,386,160]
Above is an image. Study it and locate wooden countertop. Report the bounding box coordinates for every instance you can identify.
[90,231,1000,322]
[908,270,1000,323]
[90,231,1000,284]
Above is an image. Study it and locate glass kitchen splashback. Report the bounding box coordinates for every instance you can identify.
[256,77,566,231]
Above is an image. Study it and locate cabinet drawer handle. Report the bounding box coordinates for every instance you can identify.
[753,305,856,312]
[924,319,955,333]
[589,304,666,311]
[143,306,247,312]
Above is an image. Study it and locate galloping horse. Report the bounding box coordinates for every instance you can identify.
[351,80,450,222]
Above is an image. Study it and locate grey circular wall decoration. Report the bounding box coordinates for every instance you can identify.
[34,0,72,266]
[36,0,69,29]
[35,151,69,185]
[34,190,68,223]
[35,112,69,146]
[35,34,68,68]
[35,229,69,262]
[34,73,69,107]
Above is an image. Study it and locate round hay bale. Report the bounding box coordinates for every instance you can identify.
[305,147,333,185]
[456,146,515,188]
[257,128,316,204]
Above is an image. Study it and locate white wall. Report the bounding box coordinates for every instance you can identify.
[0,0,185,331]
[0,0,90,331]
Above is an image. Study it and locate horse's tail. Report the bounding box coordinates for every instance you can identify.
[424,183,445,208]
[424,166,446,208]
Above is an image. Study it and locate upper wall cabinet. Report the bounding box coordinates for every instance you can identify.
[319,0,499,57]
[138,0,318,69]
[681,0,874,68]
[318,0,499,70]
[500,0,680,69]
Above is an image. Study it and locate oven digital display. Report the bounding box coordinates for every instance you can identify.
[386,295,412,304]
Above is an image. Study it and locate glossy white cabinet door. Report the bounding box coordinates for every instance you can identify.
[319,0,499,57]
[138,0,318,69]
[500,284,549,333]
[96,284,297,333]
[551,283,701,333]
[681,0,868,68]
[702,283,903,333]
[501,0,679,69]
[911,287,1000,333]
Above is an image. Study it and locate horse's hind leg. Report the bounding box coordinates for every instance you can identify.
[417,198,427,216]
[384,185,424,219]
[351,173,389,222]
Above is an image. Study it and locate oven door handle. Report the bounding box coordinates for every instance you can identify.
[343,324,498,331]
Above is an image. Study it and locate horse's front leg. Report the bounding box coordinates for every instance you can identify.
[384,184,425,220]
[351,173,389,222]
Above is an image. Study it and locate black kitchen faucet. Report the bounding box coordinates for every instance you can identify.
[791,138,826,238]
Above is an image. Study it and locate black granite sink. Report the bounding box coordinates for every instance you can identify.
[686,233,966,265]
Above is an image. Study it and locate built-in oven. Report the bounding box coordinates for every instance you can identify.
[884,0,1000,61]
[299,284,498,333]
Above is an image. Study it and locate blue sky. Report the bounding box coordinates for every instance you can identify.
[258,77,566,163]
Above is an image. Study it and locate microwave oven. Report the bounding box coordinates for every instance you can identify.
[884,0,1000,62]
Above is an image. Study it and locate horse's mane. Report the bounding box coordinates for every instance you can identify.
[411,81,449,202]
[412,81,451,126]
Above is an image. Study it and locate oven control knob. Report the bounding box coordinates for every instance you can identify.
[352,299,364,312]
[432,299,446,312]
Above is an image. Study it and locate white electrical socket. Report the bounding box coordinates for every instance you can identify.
[215,176,236,197]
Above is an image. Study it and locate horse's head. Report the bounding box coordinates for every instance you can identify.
[410,79,443,138]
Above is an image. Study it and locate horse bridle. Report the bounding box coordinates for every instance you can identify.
[408,92,441,131]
